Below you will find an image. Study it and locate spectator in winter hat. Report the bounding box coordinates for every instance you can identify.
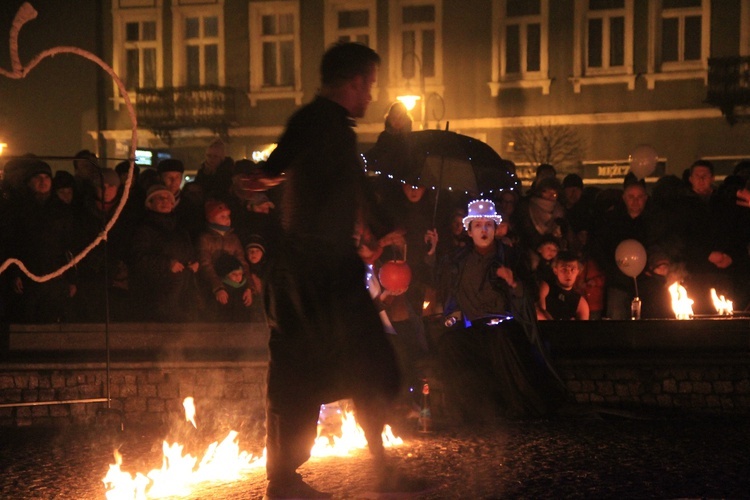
[52,170,75,205]
[144,183,175,210]
[211,252,253,321]
[196,198,252,310]
[156,158,185,202]
[11,160,77,323]
[129,182,202,322]
[158,158,204,241]
[244,234,268,300]
[24,160,53,202]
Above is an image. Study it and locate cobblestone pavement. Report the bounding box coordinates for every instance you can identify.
[0,407,749,499]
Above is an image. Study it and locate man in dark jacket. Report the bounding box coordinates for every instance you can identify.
[257,42,403,499]
[9,160,77,323]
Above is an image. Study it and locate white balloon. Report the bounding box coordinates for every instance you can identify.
[615,239,647,278]
[629,145,658,180]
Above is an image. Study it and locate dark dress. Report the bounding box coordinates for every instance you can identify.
[262,96,400,483]
[437,242,566,421]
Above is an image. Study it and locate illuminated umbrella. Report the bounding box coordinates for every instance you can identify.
[365,129,520,224]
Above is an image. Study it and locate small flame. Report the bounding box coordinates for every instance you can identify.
[669,282,694,319]
[183,397,196,429]
[311,401,403,457]
[422,301,430,310]
[711,288,733,316]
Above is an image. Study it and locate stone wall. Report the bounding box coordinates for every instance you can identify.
[545,318,750,413]
[557,359,750,412]
[0,319,749,426]
[0,362,268,428]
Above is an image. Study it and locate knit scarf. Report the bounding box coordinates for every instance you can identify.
[528,196,564,236]
[208,222,231,233]
[222,276,247,289]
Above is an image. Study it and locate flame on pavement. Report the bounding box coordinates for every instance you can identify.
[103,398,402,498]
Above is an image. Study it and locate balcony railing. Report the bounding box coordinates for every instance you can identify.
[136,85,237,143]
[706,56,750,124]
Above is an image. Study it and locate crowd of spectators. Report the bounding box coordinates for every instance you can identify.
[0,140,275,323]
[376,155,750,324]
[1,137,749,325]
[478,159,750,320]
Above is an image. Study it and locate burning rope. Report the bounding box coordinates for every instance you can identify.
[0,2,138,283]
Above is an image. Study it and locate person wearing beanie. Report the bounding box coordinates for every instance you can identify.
[9,160,77,323]
[24,160,53,202]
[129,179,202,322]
[72,149,100,205]
[144,183,175,208]
[157,157,204,241]
[196,198,252,312]
[92,168,121,213]
[73,149,99,183]
[156,158,185,202]
[210,252,253,321]
[52,170,76,205]
[73,166,139,322]
[244,234,268,318]
[561,174,583,207]
[245,234,266,264]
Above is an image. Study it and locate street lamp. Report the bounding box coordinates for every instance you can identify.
[397,51,427,130]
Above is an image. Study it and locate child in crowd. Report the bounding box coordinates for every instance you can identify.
[197,199,253,315]
[526,235,560,295]
[244,234,268,318]
[212,253,253,322]
[537,250,590,320]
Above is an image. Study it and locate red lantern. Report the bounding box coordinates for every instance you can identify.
[378,260,412,292]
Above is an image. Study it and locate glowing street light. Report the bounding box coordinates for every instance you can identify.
[396,94,421,112]
[397,51,426,130]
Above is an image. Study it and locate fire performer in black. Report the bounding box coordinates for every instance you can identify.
[253,42,403,499]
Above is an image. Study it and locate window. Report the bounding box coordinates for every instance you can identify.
[645,0,710,88]
[172,1,225,87]
[388,0,443,104]
[661,0,704,65]
[586,0,629,72]
[249,1,302,105]
[324,0,377,48]
[570,0,634,92]
[490,0,550,95]
[112,1,163,109]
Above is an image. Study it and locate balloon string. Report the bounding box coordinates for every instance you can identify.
[633,277,639,298]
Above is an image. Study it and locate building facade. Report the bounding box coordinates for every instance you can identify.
[2,0,750,184]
